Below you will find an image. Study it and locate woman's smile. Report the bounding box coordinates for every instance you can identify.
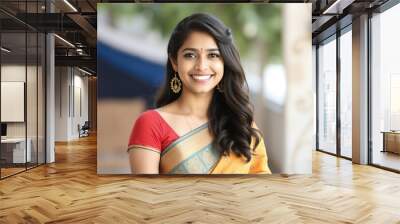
[190,74,215,83]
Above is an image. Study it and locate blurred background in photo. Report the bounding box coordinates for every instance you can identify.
[97,3,312,174]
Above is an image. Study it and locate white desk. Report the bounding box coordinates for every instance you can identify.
[1,138,31,163]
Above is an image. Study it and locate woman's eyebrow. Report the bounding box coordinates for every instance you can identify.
[182,48,220,52]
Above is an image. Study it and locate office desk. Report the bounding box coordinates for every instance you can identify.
[1,138,31,163]
[381,131,400,154]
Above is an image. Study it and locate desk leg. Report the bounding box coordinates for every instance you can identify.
[382,133,386,153]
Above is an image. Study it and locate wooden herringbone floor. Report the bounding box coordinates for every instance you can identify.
[1,135,400,224]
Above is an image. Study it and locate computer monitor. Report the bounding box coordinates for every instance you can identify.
[1,123,7,137]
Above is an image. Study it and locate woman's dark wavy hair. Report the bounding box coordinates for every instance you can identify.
[156,13,261,162]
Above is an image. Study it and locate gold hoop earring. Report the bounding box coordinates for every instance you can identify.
[170,72,182,93]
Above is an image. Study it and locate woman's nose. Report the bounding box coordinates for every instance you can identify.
[195,55,209,71]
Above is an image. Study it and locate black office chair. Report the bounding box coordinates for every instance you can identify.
[79,121,90,138]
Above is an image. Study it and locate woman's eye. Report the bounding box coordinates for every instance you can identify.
[209,53,220,58]
[183,53,196,58]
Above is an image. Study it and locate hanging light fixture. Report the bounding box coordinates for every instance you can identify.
[63,0,78,12]
[1,47,11,53]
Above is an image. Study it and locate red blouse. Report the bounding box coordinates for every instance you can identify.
[128,110,180,153]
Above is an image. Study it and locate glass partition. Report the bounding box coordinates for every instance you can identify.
[339,28,352,158]
[317,36,337,155]
[0,1,46,179]
[1,30,28,177]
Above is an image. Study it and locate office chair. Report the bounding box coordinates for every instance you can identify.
[79,121,90,138]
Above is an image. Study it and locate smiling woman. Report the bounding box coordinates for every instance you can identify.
[127,13,271,174]
[171,31,224,95]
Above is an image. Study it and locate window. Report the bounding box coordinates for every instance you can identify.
[370,3,400,171]
[317,36,337,154]
[339,28,352,158]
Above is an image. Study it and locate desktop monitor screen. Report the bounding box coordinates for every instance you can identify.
[1,123,7,137]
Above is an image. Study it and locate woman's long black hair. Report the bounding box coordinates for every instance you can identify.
[156,13,261,162]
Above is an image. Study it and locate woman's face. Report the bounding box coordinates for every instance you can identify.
[171,31,224,95]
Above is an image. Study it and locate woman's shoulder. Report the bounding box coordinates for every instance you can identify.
[136,109,159,120]
[129,109,163,152]
[132,109,161,128]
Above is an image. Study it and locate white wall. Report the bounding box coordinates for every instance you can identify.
[55,67,89,141]
[73,73,89,137]
[1,65,26,129]
[55,67,69,141]
[1,65,36,138]
[1,65,26,142]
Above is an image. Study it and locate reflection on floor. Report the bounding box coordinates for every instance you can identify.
[0,135,400,223]
[373,150,400,171]
[0,163,40,178]
[341,147,352,158]
[0,167,25,177]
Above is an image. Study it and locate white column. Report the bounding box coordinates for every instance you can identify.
[55,67,73,141]
[46,33,55,163]
[45,0,55,163]
[352,14,369,164]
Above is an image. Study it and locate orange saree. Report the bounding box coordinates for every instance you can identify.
[159,123,271,174]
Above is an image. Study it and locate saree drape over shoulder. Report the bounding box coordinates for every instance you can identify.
[128,110,271,174]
